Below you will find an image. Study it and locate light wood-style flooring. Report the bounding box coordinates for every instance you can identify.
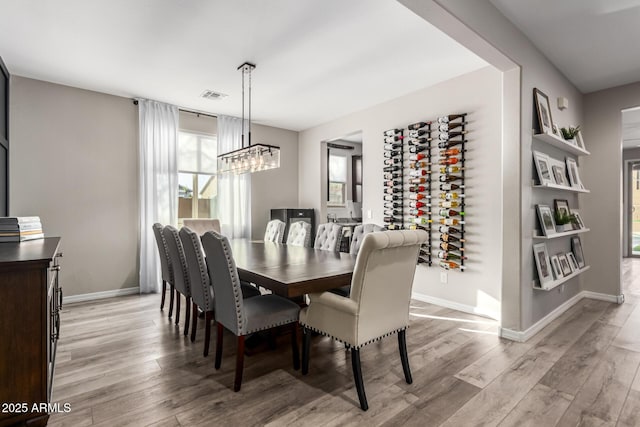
[49,259,640,426]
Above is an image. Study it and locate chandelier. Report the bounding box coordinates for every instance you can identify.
[217,62,281,174]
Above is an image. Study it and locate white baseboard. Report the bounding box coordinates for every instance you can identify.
[63,287,140,304]
[411,291,500,321]
[499,290,621,342]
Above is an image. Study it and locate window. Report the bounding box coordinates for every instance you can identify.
[328,154,347,206]
[178,132,217,226]
[635,169,640,190]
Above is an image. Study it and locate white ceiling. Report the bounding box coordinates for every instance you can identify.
[623,108,640,149]
[491,0,640,93]
[0,0,487,131]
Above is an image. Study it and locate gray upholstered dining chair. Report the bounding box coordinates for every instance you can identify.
[179,227,260,357]
[264,219,286,243]
[314,223,344,252]
[300,229,428,411]
[286,221,312,247]
[331,223,385,297]
[152,223,174,317]
[162,225,192,336]
[201,230,301,392]
[183,218,221,236]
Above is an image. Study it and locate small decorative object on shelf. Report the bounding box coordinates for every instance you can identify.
[560,125,580,145]
[0,216,44,243]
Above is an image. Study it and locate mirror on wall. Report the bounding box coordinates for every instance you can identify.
[325,132,363,222]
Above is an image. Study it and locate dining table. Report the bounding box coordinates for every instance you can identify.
[229,240,357,298]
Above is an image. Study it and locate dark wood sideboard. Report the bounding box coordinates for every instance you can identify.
[0,238,62,426]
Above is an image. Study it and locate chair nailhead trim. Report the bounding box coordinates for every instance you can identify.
[299,324,408,349]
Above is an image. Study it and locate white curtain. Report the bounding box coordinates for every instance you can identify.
[138,99,179,293]
[217,115,252,239]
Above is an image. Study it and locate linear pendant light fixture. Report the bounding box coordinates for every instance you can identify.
[217,62,281,174]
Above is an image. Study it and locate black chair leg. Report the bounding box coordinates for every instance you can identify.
[168,284,175,319]
[160,280,167,310]
[190,302,198,343]
[204,311,212,357]
[215,323,224,369]
[301,327,311,375]
[175,291,181,325]
[234,336,245,392]
[184,297,191,336]
[351,348,368,411]
[291,323,300,370]
[398,330,412,384]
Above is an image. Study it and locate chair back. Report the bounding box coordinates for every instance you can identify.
[201,231,245,335]
[349,230,427,343]
[179,227,213,312]
[152,223,172,283]
[264,219,286,243]
[162,225,191,297]
[286,221,311,247]
[349,224,384,255]
[183,218,221,236]
[314,223,344,252]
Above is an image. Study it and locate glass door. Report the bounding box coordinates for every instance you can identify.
[632,163,640,256]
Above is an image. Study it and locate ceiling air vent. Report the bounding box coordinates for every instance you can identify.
[200,90,228,100]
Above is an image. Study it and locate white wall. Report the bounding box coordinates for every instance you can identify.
[582,83,640,295]
[10,76,139,297]
[299,66,503,319]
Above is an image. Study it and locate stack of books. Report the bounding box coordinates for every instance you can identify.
[0,216,44,242]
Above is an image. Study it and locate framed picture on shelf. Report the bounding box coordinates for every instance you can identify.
[565,158,584,189]
[550,159,568,187]
[567,252,579,272]
[572,210,585,230]
[550,255,563,279]
[558,253,572,276]
[533,243,554,286]
[536,204,557,236]
[534,88,556,135]
[554,199,571,217]
[534,151,555,186]
[571,236,586,268]
[575,130,587,151]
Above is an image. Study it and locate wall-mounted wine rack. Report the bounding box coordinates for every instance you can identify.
[382,113,468,271]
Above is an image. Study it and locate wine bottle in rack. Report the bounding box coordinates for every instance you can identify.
[409,177,428,184]
[384,194,401,201]
[437,122,467,132]
[439,131,469,141]
[409,169,428,177]
[439,148,466,157]
[383,165,401,172]
[440,242,464,252]
[440,233,465,243]
[409,194,429,202]
[384,174,402,181]
[384,180,402,187]
[439,166,464,174]
[438,157,459,165]
[384,136,404,143]
[439,225,461,234]
[408,129,429,138]
[408,121,431,130]
[417,257,431,264]
[410,209,430,216]
[384,143,402,150]
[438,251,467,261]
[385,187,402,194]
[384,129,403,136]
[409,145,429,153]
[409,137,433,145]
[439,209,464,217]
[439,183,464,191]
[439,200,461,208]
[384,151,401,158]
[410,161,429,169]
[383,216,401,223]
[384,209,402,217]
[439,192,465,200]
[384,202,402,208]
[437,114,466,124]
[438,140,467,149]
[409,201,427,208]
[439,175,462,183]
[384,158,400,165]
[409,185,428,193]
[439,218,464,226]
[439,261,466,270]
[409,153,426,161]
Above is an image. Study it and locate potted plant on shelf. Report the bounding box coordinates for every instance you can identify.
[561,126,580,145]
[554,211,575,232]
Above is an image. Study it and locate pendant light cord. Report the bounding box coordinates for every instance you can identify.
[241,66,246,149]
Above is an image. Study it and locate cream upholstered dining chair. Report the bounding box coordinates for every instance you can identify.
[162,225,192,336]
[300,229,428,411]
[331,223,385,297]
[179,227,260,357]
[313,223,344,252]
[264,219,286,243]
[201,230,301,392]
[152,223,175,317]
[286,221,312,247]
[183,218,221,236]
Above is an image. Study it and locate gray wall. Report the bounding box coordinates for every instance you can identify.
[10,77,298,297]
[583,83,640,294]
[299,66,504,319]
[10,76,139,297]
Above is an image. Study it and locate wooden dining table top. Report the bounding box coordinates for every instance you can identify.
[229,240,357,298]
